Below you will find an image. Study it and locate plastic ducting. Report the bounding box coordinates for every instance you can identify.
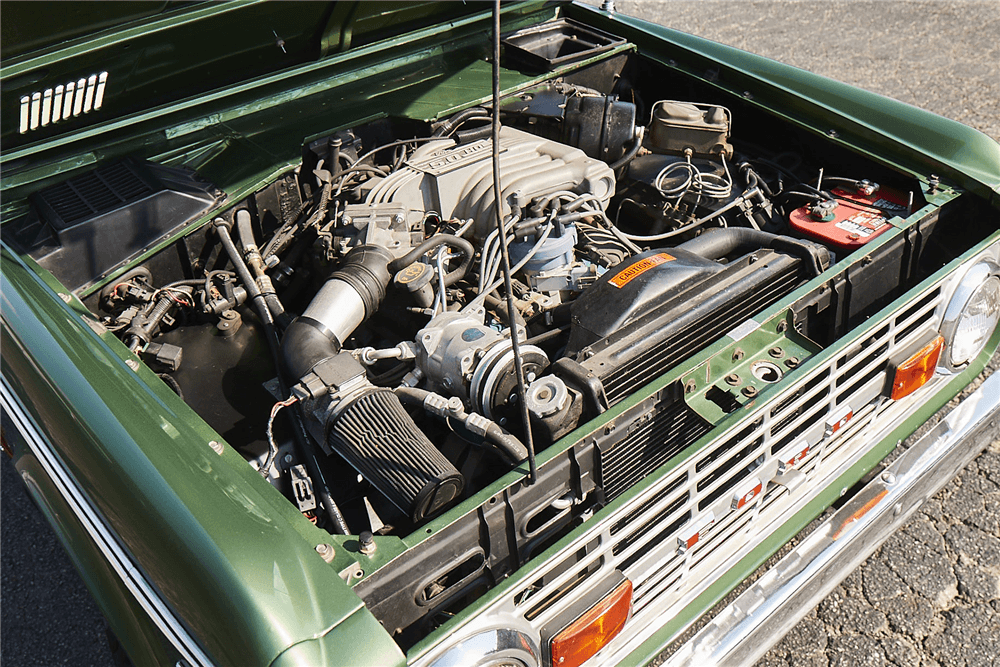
[280,244,393,381]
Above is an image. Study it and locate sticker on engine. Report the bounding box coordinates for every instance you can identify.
[835,211,888,237]
[608,253,674,288]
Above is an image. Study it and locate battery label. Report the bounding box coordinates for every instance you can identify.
[835,211,887,237]
[608,253,674,288]
[872,198,908,214]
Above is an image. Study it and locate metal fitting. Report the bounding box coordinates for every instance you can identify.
[315,543,335,563]
[359,531,376,556]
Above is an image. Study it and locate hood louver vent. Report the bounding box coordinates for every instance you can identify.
[18,72,108,134]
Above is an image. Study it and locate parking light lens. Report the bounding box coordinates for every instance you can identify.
[891,336,944,400]
[550,578,632,667]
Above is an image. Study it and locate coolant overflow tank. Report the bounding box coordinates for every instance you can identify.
[568,248,722,352]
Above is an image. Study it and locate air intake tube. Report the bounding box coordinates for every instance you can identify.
[280,244,464,523]
[281,244,393,379]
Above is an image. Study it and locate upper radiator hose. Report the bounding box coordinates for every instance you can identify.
[677,228,830,276]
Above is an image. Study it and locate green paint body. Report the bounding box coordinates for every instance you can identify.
[2,3,998,666]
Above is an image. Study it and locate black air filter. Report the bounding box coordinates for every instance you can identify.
[327,389,464,523]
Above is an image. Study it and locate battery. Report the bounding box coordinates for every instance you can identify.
[788,185,909,251]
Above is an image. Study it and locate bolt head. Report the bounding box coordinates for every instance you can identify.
[315,543,335,562]
[359,531,376,555]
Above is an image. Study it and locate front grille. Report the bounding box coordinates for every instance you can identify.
[599,400,711,501]
[602,262,802,404]
[444,283,945,667]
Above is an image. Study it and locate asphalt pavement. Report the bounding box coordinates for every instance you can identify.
[2,2,999,666]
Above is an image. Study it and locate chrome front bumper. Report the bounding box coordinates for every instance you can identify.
[665,369,1000,667]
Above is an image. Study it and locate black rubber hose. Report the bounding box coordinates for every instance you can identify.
[677,228,830,277]
[214,219,264,307]
[483,423,529,464]
[395,387,528,464]
[387,235,475,287]
[236,210,287,325]
[214,218,350,534]
[454,125,493,145]
[279,318,341,382]
[432,107,490,137]
[608,129,643,171]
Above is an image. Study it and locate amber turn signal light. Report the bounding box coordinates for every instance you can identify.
[550,578,632,667]
[890,335,944,401]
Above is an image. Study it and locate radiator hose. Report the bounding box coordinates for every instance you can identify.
[677,227,830,276]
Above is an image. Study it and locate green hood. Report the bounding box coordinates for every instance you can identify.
[0,1,491,152]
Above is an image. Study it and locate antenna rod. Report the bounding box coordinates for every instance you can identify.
[491,0,538,484]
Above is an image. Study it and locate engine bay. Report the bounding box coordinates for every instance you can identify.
[9,33,950,545]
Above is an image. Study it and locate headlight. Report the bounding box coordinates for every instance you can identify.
[428,628,539,667]
[940,258,1000,371]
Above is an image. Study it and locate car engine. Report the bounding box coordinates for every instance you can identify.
[26,75,931,541]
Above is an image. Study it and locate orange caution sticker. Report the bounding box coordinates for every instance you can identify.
[608,253,674,288]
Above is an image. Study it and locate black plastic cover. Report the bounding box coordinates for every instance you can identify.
[10,158,224,292]
[568,248,722,352]
[502,18,626,72]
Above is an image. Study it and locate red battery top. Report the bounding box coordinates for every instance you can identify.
[788,186,909,251]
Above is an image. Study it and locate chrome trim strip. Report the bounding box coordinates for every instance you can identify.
[666,370,1000,667]
[0,378,215,667]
